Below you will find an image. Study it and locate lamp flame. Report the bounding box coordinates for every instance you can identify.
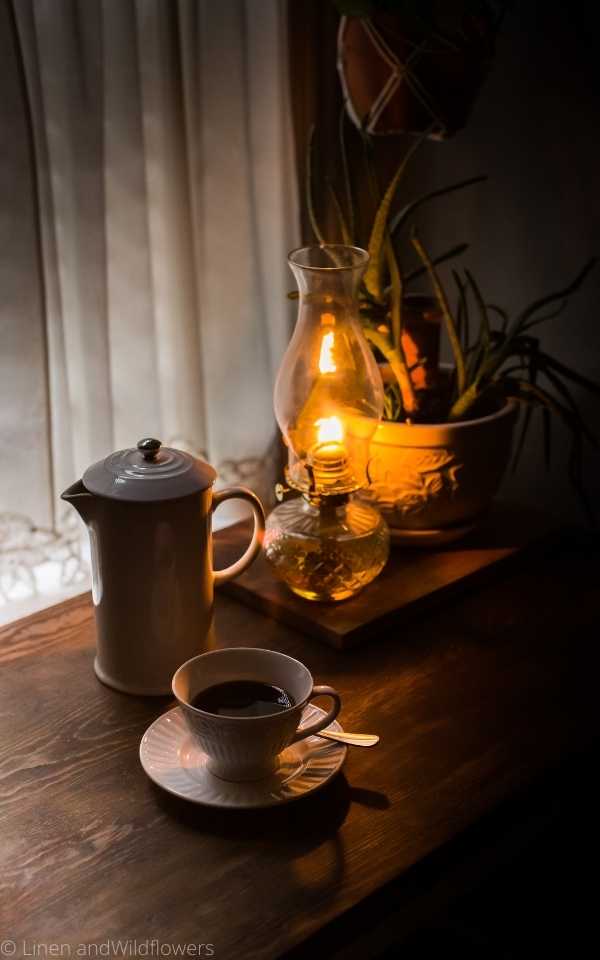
[315,416,344,445]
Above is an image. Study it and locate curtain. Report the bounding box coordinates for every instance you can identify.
[0,0,298,618]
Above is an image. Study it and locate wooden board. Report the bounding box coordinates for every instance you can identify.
[215,501,558,649]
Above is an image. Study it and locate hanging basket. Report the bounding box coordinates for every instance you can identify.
[337,13,496,138]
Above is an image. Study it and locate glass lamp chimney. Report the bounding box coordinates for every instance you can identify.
[274,245,384,498]
[265,245,390,603]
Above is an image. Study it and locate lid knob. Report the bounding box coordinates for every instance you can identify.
[137,437,162,462]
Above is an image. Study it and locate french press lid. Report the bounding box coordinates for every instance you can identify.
[82,438,217,502]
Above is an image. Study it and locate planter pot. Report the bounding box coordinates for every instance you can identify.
[399,294,441,391]
[337,13,495,138]
[364,399,518,542]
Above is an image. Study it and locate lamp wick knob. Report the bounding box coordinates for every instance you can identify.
[275,483,291,503]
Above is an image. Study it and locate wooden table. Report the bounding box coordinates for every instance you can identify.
[1,530,598,958]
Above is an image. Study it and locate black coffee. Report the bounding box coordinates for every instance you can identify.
[191,680,295,718]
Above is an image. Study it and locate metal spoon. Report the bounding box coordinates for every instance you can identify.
[317,730,379,747]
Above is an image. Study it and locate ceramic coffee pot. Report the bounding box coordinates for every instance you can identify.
[62,438,265,695]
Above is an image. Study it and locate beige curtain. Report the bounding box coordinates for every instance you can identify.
[0,0,298,617]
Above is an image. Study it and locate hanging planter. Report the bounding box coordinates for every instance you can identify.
[336,3,501,138]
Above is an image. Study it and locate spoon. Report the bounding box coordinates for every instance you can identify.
[317,730,379,747]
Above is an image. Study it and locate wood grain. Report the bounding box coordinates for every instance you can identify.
[0,529,598,958]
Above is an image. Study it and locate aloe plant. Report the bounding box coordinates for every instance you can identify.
[438,251,598,516]
[306,122,599,517]
[306,119,486,417]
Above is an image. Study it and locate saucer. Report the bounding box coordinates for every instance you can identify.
[389,521,476,547]
[140,704,347,809]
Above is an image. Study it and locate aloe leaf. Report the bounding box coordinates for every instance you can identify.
[453,270,470,356]
[510,340,539,473]
[364,130,431,303]
[478,261,597,393]
[503,333,540,353]
[448,380,480,421]
[465,269,491,357]
[510,401,534,474]
[510,258,597,338]
[412,229,466,394]
[521,298,568,331]
[383,390,395,421]
[361,128,380,209]
[306,126,325,245]
[383,382,402,422]
[507,381,593,522]
[455,288,464,354]
[390,177,487,237]
[385,237,403,350]
[511,378,580,425]
[501,363,529,377]
[536,352,600,398]
[510,386,551,473]
[467,340,486,386]
[404,243,469,286]
[486,304,510,333]
[542,366,600,450]
[474,259,596,390]
[507,380,584,483]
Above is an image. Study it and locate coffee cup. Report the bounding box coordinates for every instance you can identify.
[172,648,341,781]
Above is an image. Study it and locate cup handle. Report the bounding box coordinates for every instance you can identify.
[291,685,341,744]
[212,486,266,587]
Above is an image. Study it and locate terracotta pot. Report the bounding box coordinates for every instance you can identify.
[337,13,495,138]
[364,399,518,541]
[400,294,442,391]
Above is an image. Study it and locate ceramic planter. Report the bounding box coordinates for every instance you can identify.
[365,400,518,543]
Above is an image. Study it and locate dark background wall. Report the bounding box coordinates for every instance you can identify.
[290,1,600,525]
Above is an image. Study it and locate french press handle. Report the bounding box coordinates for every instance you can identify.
[211,487,265,586]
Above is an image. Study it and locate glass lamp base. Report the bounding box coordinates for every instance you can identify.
[264,495,389,602]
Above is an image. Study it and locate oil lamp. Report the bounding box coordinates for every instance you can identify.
[264,244,390,601]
